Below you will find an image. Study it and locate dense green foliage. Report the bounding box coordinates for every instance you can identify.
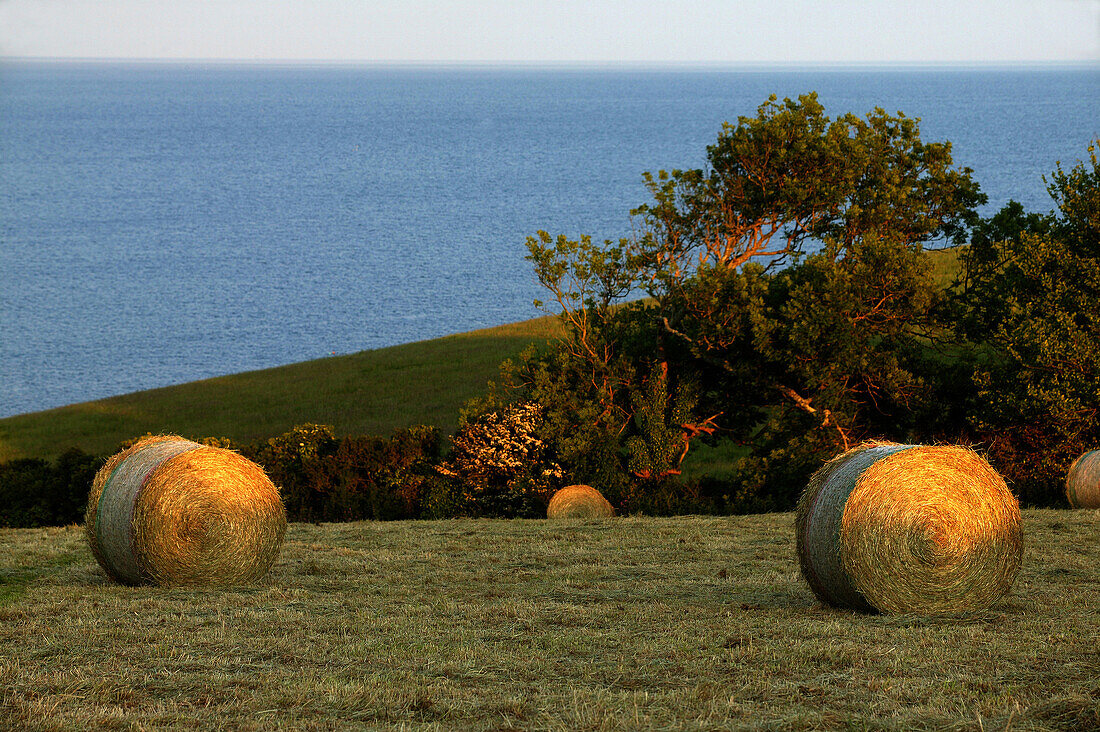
[0,448,101,528]
[240,424,444,523]
[427,402,563,518]
[503,95,1098,512]
[507,94,985,510]
[0,425,446,527]
[947,144,1100,504]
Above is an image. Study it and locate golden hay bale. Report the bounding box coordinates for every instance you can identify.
[547,484,615,519]
[85,435,286,586]
[1066,450,1100,508]
[795,442,1022,614]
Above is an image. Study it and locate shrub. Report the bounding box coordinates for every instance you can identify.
[248,423,442,522]
[434,403,564,517]
[0,458,53,528]
[325,426,442,521]
[0,448,101,528]
[249,423,339,522]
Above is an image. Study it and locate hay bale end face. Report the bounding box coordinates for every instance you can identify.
[1066,450,1100,508]
[85,436,287,586]
[796,442,1022,614]
[547,484,615,519]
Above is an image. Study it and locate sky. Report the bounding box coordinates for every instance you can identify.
[0,0,1097,65]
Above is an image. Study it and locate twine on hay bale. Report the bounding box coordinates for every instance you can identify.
[547,484,615,519]
[85,435,287,586]
[1066,450,1100,509]
[795,442,1022,614]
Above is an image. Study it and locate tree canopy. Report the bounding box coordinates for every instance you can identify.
[630,92,984,283]
[950,143,1100,503]
[496,93,1099,511]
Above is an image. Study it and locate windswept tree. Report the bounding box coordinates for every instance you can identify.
[513,93,985,506]
[632,92,981,281]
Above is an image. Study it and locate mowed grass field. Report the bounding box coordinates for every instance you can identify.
[2,509,1097,731]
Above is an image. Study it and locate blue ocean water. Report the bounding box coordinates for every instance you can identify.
[1,62,1097,417]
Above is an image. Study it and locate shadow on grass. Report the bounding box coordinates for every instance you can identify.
[0,550,90,607]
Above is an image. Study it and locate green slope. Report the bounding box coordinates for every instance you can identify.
[0,316,560,462]
[0,247,964,463]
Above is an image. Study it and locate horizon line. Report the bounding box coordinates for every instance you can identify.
[3,56,1098,71]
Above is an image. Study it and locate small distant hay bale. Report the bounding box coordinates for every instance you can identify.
[547,484,615,519]
[1066,450,1100,508]
[85,435,287,586]
[795,442,1022,614]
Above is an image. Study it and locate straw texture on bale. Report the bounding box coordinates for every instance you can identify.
[85,436,287,586]
[796,442,1022,614]
[547,484,615,519]
[1066,450,1100,508]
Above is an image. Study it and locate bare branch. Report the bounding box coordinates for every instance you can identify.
[777,385,852,450]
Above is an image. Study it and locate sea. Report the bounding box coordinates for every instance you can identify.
[1,62,1097,418]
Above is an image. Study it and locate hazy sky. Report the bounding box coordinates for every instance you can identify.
[1,0,1097,65]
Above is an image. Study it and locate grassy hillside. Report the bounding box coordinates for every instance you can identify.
[1,510,1096,730]
[0,246,965,464]
[0,316,560,462]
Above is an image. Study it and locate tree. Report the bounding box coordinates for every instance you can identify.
[515,93,984,507]
[952,142,1100,504]
[624,363,716,481]
[631,92,982,282]
[634,93,981,434]
[250,423,339,521]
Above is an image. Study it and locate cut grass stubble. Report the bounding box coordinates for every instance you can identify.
[1,511,1097,730]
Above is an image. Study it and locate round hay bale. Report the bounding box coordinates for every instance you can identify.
[795,442,1022,614]
[1066,450,1100,508]
[547,484,615,519]
[85,435,286,586]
